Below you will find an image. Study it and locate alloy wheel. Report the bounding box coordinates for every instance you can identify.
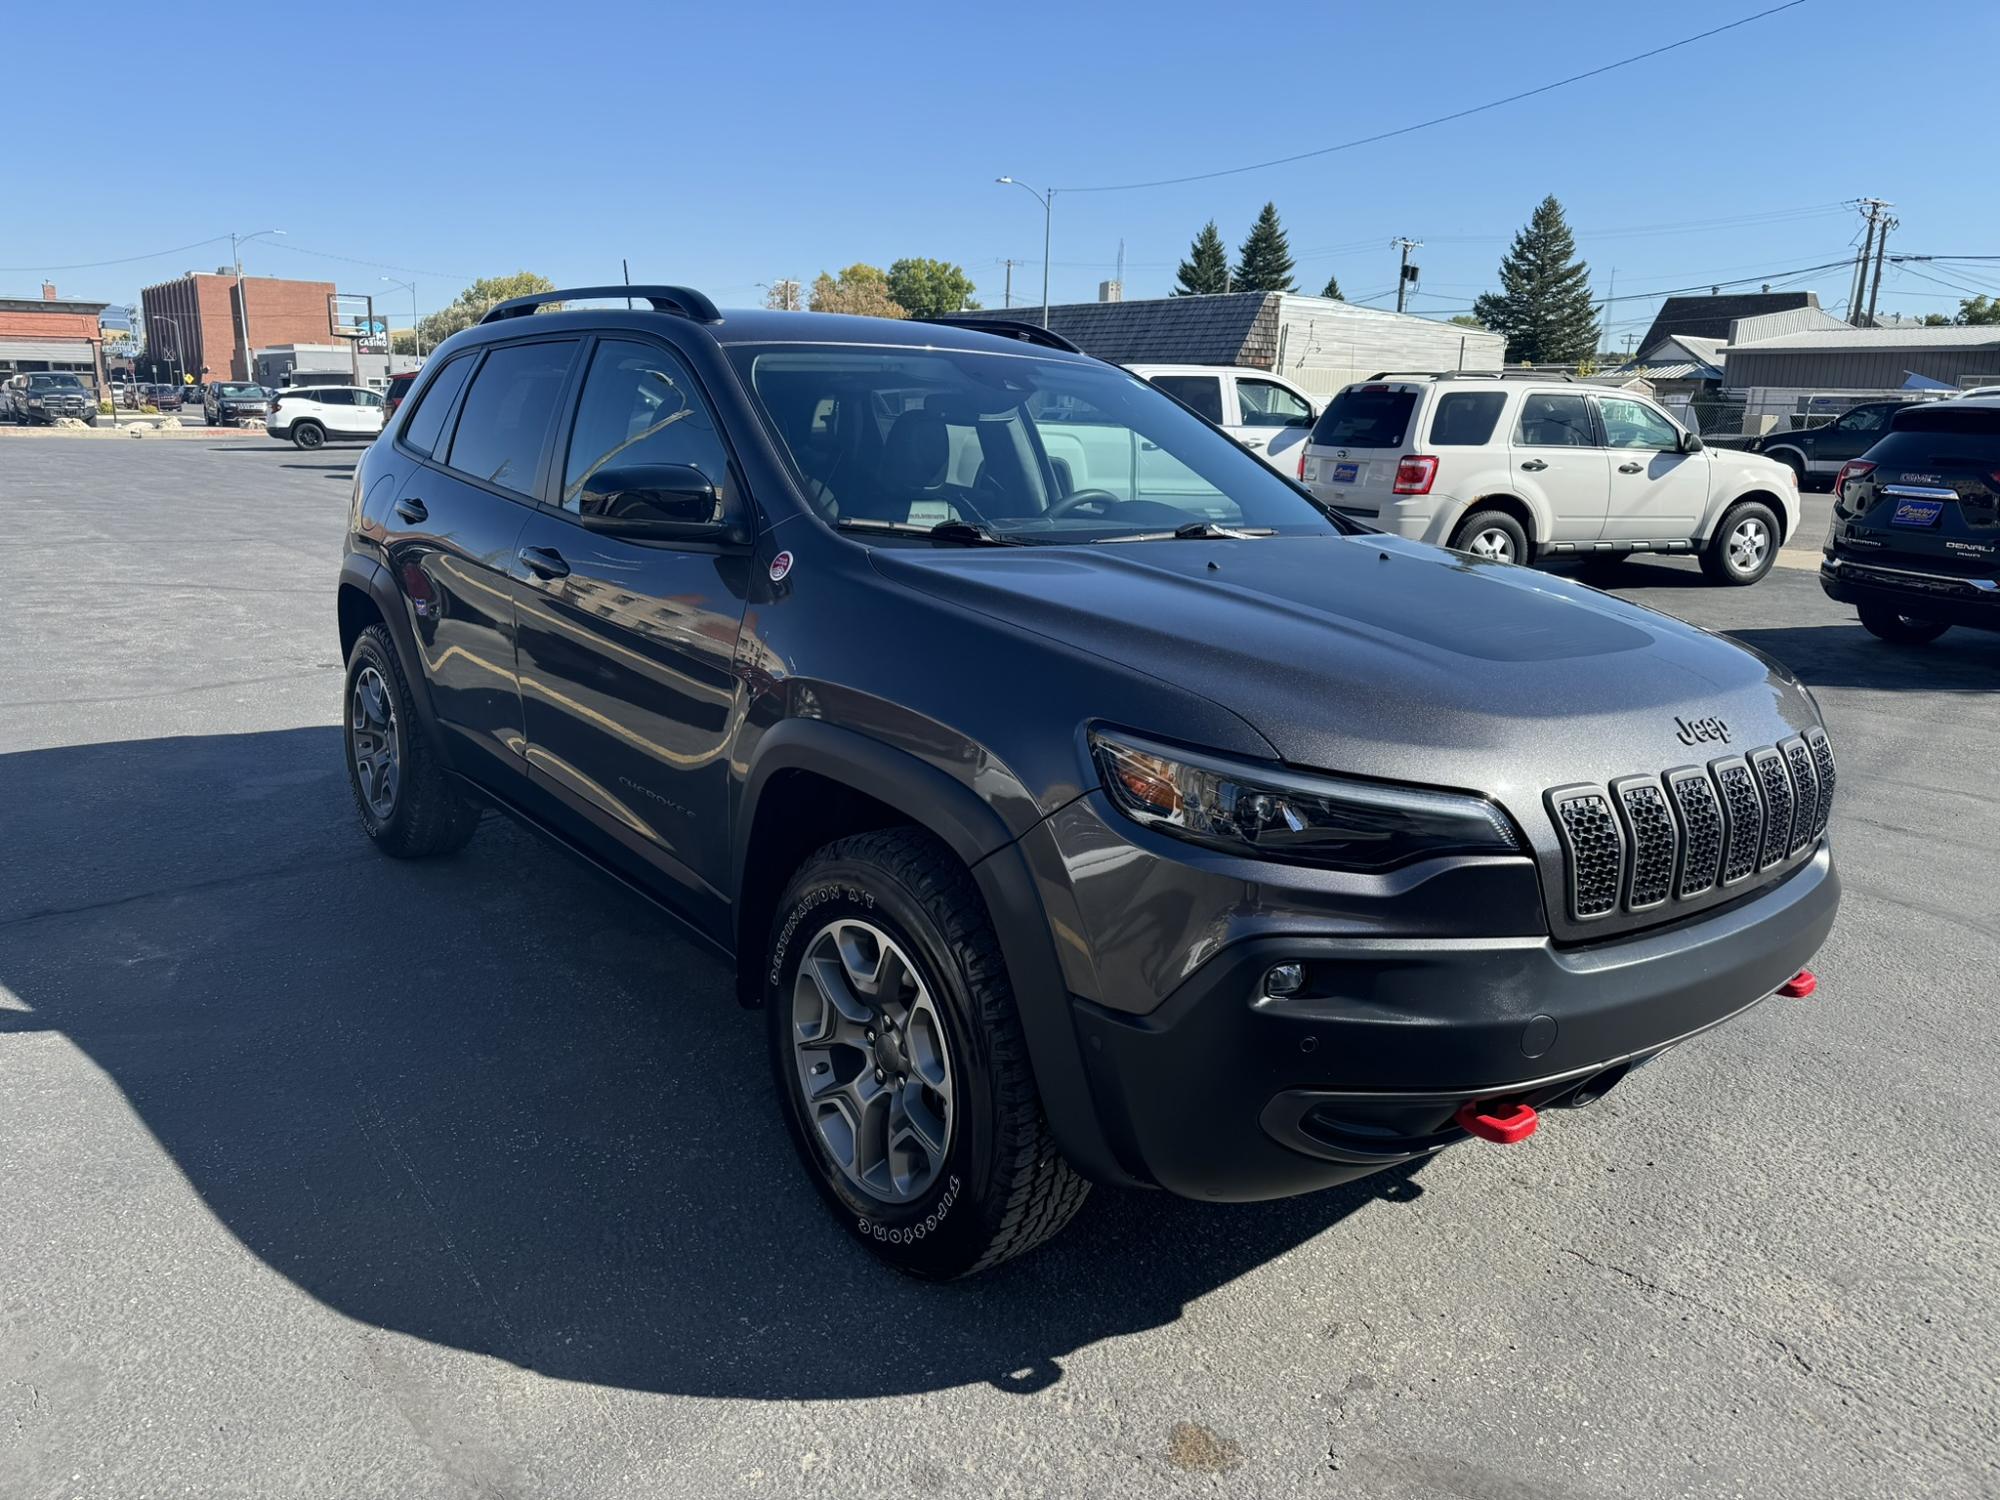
[1467,527,1515,561]
[790,919,954,1204]
[1727,516,1770,574]
[349,665,401,819]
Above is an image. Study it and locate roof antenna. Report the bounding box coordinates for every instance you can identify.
[622,259,632,310]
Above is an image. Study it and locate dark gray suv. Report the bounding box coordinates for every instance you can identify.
[335,286,1841,1277]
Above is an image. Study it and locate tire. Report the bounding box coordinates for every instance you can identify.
[1857,602,1951,645]
[293,421,325,451]
[342,623,480,858]
[1449,509,1529,564]
[766,828,1090,1278]
[1700,500,1780,585]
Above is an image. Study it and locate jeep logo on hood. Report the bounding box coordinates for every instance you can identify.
[1674,715,1730,746]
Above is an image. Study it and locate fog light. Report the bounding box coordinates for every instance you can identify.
[1263,962,1305,998]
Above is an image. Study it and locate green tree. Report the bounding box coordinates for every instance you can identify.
[886,258,980,317]
[1471,196,1599,363]
[1921,312,1953,327]
[1319,272,1343,301]
[1173,221,1231,296]
[1233,203,1297,293]
[1448,313,1487,330]
[417,272,556,348]
[1958,295,2000,326]
[809,263,906,318]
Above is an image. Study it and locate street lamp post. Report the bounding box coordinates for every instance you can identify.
[995,177,1053,328]
[381,277,421,357]
[229,228,285,381]
[153,314,185,388]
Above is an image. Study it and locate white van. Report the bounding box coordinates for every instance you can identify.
[1126,365,1319,474]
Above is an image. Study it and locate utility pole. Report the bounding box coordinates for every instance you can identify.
[1849,199,1890,325]
[1002,258,1016,308]
[1392,237,1422,313]
[1866,214,1897,326]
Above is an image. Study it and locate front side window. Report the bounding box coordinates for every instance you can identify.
[561,340,731,518]
[1834,405,1889,433]
[400,354,475,455]
[1514,393,1596,447]
[1147,375,1225,424]
[1596,396,1679,450]
[1235,378,1314,429]
[733,345,1342,543]
[446,340,579,495]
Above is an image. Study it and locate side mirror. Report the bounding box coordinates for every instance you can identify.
[1678,430,1704,453]
[574,463,744,543]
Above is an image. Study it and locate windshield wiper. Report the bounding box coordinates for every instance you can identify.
[1094,522,1277,543]
[836,518,1028,546]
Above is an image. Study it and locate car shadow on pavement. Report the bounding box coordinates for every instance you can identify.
[0,727,1423,1401]
[1722,623,2000,692]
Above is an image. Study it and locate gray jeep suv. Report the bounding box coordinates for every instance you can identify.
[335,287,1841,1277]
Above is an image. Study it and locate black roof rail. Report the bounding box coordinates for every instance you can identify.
[1364,369,1573,382]
[917,315,1082,354]
[479,284,722,326]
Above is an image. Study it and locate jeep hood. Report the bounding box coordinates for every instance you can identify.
[871,533,1820,807]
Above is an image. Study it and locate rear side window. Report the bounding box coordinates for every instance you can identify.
[1515,393,1596,447]
[314,388,354,406]
[1311,387,1416,448]
[1148,375,1224,424]
[400,355,475,455]
[447,341,580,494]
[1428,391,1507,446]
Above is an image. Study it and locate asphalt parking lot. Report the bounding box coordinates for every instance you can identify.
[2,437,1994,1500]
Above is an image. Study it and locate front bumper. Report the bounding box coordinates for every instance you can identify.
[1822,555,2000,631]
[1030,792,1838,1201]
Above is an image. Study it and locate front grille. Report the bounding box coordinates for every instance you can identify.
[1546,733,1834,925]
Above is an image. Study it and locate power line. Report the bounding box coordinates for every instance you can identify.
[1056,1,1804,193]
[262,241,475,282]
[0,235,231,274]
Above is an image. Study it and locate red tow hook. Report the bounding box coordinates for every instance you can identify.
[1454,1099,1539,1144]
[1778,968,1818,998]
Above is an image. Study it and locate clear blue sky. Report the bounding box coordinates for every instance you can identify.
[7,0,1996,347]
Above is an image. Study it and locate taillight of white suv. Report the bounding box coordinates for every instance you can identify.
[1393,455,1439,496]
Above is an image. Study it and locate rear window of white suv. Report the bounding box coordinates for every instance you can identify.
[1311,387,1416,448]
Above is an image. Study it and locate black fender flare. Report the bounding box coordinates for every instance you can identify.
[735,718,1138,1188]
[336,550,450,763]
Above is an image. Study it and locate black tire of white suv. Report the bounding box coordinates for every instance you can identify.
[1700,499,1780,586]
[1450,509,1530,564]
[293,421,326,451]
[766,829,1090,1278]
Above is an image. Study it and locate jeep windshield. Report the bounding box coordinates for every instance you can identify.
[732,345,1344,543]
[217,383,264,398]
[29,374,85,389]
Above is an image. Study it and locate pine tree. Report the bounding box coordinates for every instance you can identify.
[1233,203,1297,293]
[1173,221,1231,296]
[1471,195,1598,364]
[1319,273,1343,301]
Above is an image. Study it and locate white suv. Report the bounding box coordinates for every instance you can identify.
[1127,365,1320,474]
[265,385,386,450]
[1300,373,1799,585]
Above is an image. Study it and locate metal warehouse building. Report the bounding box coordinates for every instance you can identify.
[1723,325,2000,394]
[960,292,1505,397]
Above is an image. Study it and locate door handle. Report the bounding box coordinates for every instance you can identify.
[1242,437,1266,449]
[1520,459,1548,472]
[517,546,571,581]
[393,497,428,523]
[1618,462,1644,474]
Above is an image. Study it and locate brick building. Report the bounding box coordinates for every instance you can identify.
[139,272,337,383]
[0,283,110,386]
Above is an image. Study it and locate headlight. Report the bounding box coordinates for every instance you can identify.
[1089,729,1518,871]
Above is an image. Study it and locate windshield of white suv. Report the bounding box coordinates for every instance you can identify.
[731,345,1343,543]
